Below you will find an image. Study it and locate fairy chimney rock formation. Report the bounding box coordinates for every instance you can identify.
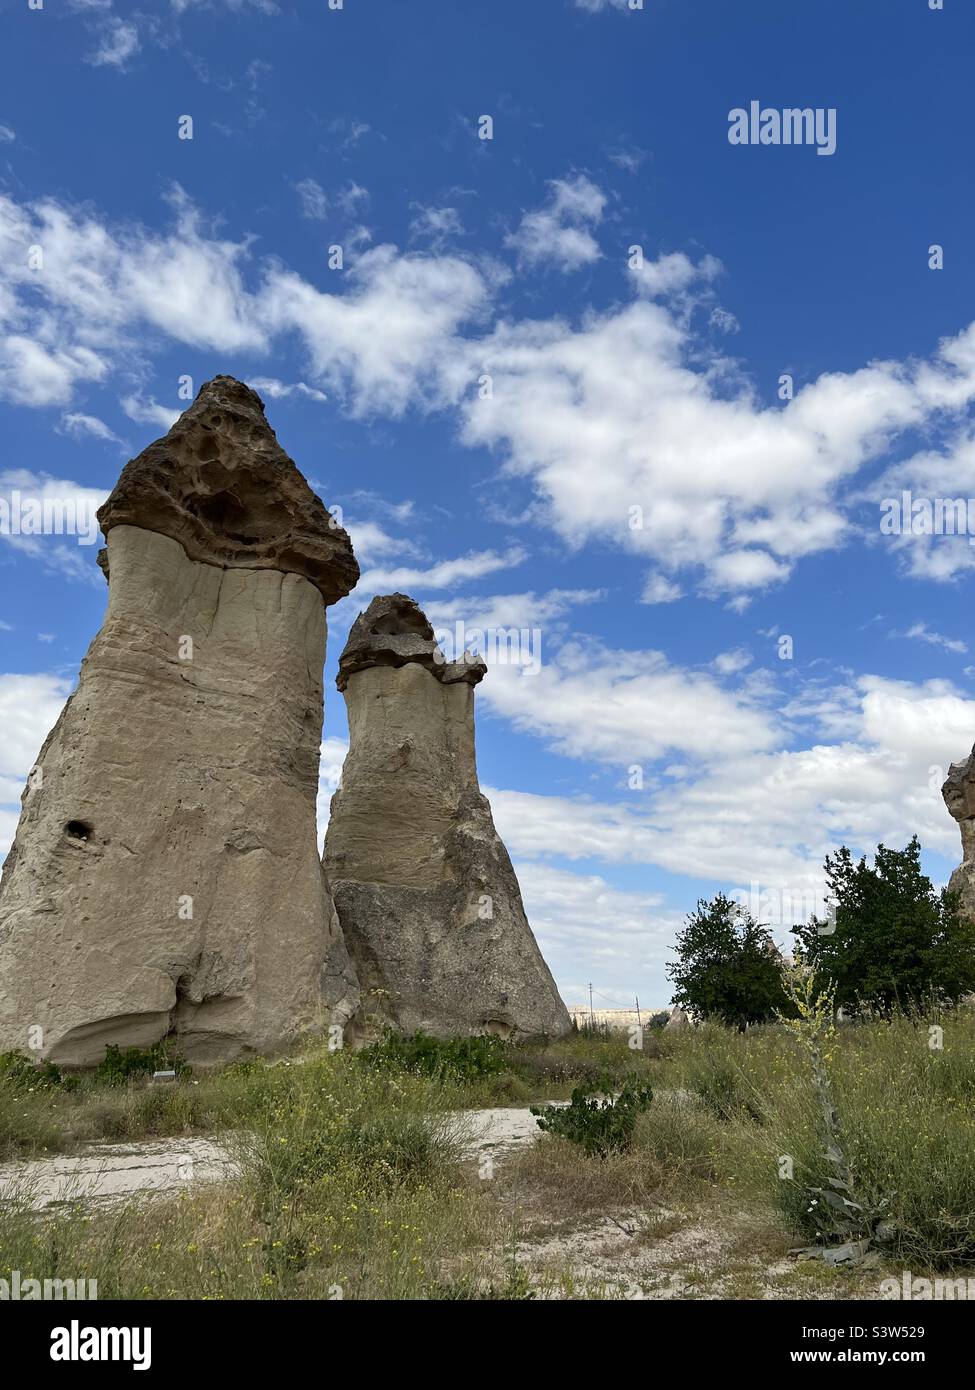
[943,748,975,922]
[324,594,570,1040]
[0,376,358,1066]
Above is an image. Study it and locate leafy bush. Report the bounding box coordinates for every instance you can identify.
[0,1052,78,1092]
[93,1042,190,1087]
[687,1056,764,1124]
[531,1078,653,1157]
[242,1051,461,1204]
[358,1030,510,1085]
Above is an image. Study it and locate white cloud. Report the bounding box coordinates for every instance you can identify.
[355,546,527,595]
[0,337,107,408]
[87,17,140,68]
[424,588,604,635]
[409,206,464,245]
[326,117,372,148]
[484,670,975,937]
[458,301,975,600]
[504,174,605,273]
[248,376,327,403]
[0,673,71,777]
[120,394,181,431]
[5,184,975,602]
[871,429,975,582]
[171,0,279,12]
[713,647,752,675]
[710,306,740,335]
[0,809,19,859]
[342,519,421,564]
[335,183,369,217]
[707,548,792,591]
[479,637,779,766]
[489,786,660,864]
[295,179,369,222]
[0,672,74,855]
[0,189,266,409]
[0,469,108,569]
[641,573,682,604]
[295,179,329,221]
[261,243,490,416]
[513,861,681,1008]
[317,735,349,851]
[630,251,721,300]
[901,622,967,655]
[119,196,266,351]
[0,125,14,144]
[59,412,128,449]
[608,147,646,173]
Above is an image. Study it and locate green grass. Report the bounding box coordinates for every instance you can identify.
[0,1030,663,1159]
[653,1010,975,1267]
[4,1012,975,1294]
[0,1051,495,1300]
[0,1045,626,1300]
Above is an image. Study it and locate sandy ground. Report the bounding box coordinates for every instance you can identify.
[0,1137,233,1208]
[0,1106,549,1210]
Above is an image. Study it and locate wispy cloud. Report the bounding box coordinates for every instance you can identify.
[356,547,527,595]
[87,16,141,69]
[58,412,129,451]
[901,622,967,655]
[249,376,328,403]
[295,178,369,222]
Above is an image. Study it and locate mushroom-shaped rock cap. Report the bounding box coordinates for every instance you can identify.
[97,375,359,604]
[943,746,975,823]
[337,593,487,691]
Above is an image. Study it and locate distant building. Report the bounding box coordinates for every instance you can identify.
[566,1006,668,1032]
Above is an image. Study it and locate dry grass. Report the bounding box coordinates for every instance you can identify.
[4,1012,975,1297]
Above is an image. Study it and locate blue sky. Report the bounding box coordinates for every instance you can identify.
[2,0,974,1010]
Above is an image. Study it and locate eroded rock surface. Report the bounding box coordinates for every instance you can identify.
[324,594,570,1040]
[0,377,358,1066]
[97,375,358,603]
[943,748,975,922]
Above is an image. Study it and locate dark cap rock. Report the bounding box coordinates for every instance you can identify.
[337,593,487,691]
[97,375,358,604]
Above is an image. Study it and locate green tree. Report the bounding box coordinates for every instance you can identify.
[667,893,791,1029]
[793,836,975,1014]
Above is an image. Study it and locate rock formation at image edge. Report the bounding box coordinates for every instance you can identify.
[323,593,571,1041]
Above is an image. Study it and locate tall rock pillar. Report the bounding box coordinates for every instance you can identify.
[0,377,358,1065]
[323,594,570,1040]
[943,747,975,923]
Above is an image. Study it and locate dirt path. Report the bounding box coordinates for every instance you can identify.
[0,1138,233,1208]
[0,1107,548,1210]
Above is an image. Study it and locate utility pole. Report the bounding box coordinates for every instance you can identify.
[635,995,642,1027]
[588,981,594,1028]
